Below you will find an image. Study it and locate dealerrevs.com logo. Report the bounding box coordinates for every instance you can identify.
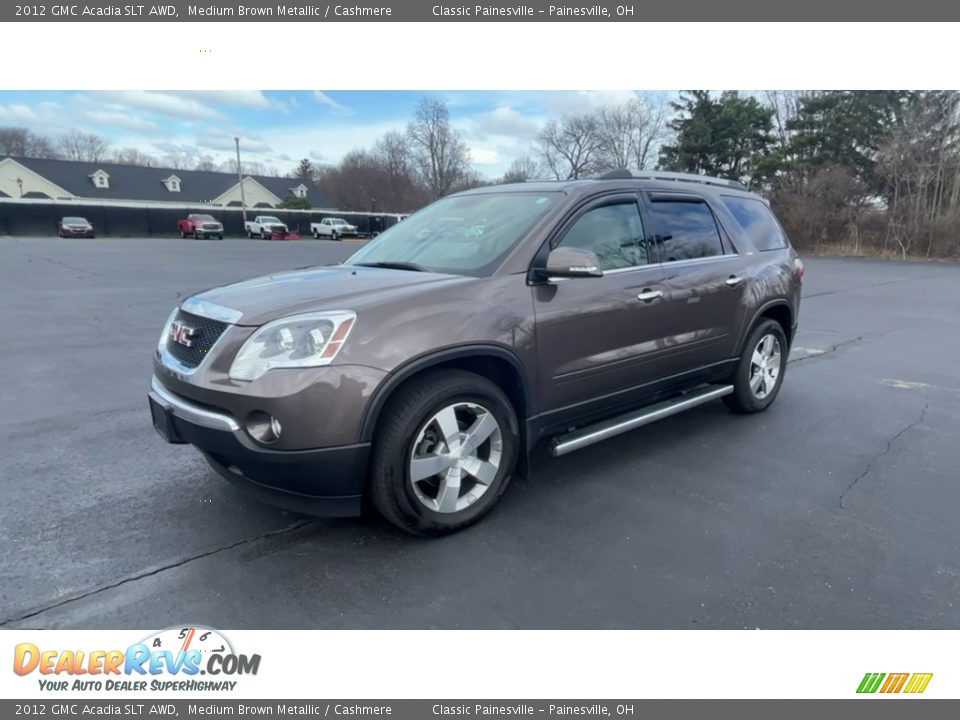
[13,626,261,692]
[857,673,933,695]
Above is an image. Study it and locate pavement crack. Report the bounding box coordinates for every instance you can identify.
[789,336,865,365]
[838,402,930,509]
[0,519,315,628]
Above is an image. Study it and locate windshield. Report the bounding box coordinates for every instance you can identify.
[261,217,282,224]
[347,192,558,276]
[193,214,215,222]
[63,217,87,224]
[330,218,348,225]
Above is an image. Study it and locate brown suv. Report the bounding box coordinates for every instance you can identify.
[149,171,803,535]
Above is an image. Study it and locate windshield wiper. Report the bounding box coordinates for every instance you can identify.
[354,261,428,272]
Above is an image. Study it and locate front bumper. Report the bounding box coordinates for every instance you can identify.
[148,377,368,516]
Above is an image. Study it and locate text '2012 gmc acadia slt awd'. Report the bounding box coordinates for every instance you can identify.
[149,170,803,535]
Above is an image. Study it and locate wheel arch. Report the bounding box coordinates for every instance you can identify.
[359,345,532,449]
[737,299,794,356]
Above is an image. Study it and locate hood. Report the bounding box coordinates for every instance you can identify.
[189,264,472,326]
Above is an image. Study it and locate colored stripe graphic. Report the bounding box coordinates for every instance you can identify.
[903,673,933,694]
[857,673,886,693]
[880,673,909,693]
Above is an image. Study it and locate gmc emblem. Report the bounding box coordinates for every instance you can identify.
[169,322,198,348]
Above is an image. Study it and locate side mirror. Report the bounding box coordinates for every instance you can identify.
[545,247,604,279]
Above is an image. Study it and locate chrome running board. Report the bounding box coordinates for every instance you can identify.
[550,384,734,457]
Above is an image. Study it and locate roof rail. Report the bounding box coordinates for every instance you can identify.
[597,169,748,191]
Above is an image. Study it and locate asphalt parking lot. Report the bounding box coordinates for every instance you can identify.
[1,236,958,629]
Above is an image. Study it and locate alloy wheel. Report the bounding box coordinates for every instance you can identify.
[749,333,782,400]
[408,402,503,513]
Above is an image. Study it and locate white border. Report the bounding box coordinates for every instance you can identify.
[1,630,956,699]
[3,22,960,90]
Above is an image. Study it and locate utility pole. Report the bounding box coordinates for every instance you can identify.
[235,136,247,225]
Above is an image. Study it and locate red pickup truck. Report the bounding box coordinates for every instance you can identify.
[178,214,224,240]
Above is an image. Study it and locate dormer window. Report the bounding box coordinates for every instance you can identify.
[292,184,308,199]
[90,170,110,189]
[163,175,181,193]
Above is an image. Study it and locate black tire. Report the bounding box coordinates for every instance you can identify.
[332,230,340,241]
[370,369,519,536]
[180,230,186,238]
[218,234,224,240]
[58,229,64,238]
[246,229,253,238]
[194,230,201,240]
[313,230,320,239]
[724,319,788,414]
[261,229,269,240]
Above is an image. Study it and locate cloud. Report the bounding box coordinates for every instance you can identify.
[193,126,272,154]
[0,103,44,124]
[96,91,223,121]
[177,90,274,109]
[82,110,160,133]
[469,147,501,166]
[312,91,346,112]
[472,107,539,140]
[540,91,640,116]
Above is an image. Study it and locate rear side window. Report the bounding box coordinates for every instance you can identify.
[649,200,724,262]
[721,196,788,251]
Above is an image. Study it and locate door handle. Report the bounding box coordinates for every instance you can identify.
[637,289,663,303]
[725,275,742,287]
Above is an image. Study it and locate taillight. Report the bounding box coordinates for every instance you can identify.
[794,258,805,282]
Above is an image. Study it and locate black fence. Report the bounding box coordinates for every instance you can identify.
[0,200,405,238]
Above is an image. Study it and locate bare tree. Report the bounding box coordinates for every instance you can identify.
[407,98,471,200]
[501,156,543,183]
[57,130,109,162]
[194,155,219,172]
[593,97,666,172]
[536,113,603,180]
[112,147,156,167]
[0,127,60,158]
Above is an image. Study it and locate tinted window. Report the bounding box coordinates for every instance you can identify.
[650,201,724,262]
[721,196,788,251]
[348,192,558,277]
[556,202,648,271]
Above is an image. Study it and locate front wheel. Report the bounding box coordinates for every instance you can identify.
[261,229,269,240]
[370,369,519,536]
[331,230,340,241]
[724,319,788,413]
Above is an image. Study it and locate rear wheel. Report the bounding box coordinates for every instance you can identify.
[313,229,320,239]
[724,319,788,413]
[246,229,253,238]
[180,230,186,238]
[370,369,519,536]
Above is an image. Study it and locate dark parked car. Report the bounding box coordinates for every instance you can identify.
[58,216,95,238]
[149,171,803,535]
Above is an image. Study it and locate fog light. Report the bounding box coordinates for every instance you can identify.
[246,411,282,444]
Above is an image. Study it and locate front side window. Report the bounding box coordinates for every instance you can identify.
[650,200,724,262]
[555,202,648,271]
[348,192,558,277]
[721,195,788,251]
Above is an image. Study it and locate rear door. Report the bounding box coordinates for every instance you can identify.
[533,193,670,412]
[644,191,748,371]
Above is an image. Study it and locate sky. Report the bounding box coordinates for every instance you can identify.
[0,90,670,177]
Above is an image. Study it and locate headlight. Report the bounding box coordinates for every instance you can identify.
[157,307,178,351]
[229,311,356,381]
